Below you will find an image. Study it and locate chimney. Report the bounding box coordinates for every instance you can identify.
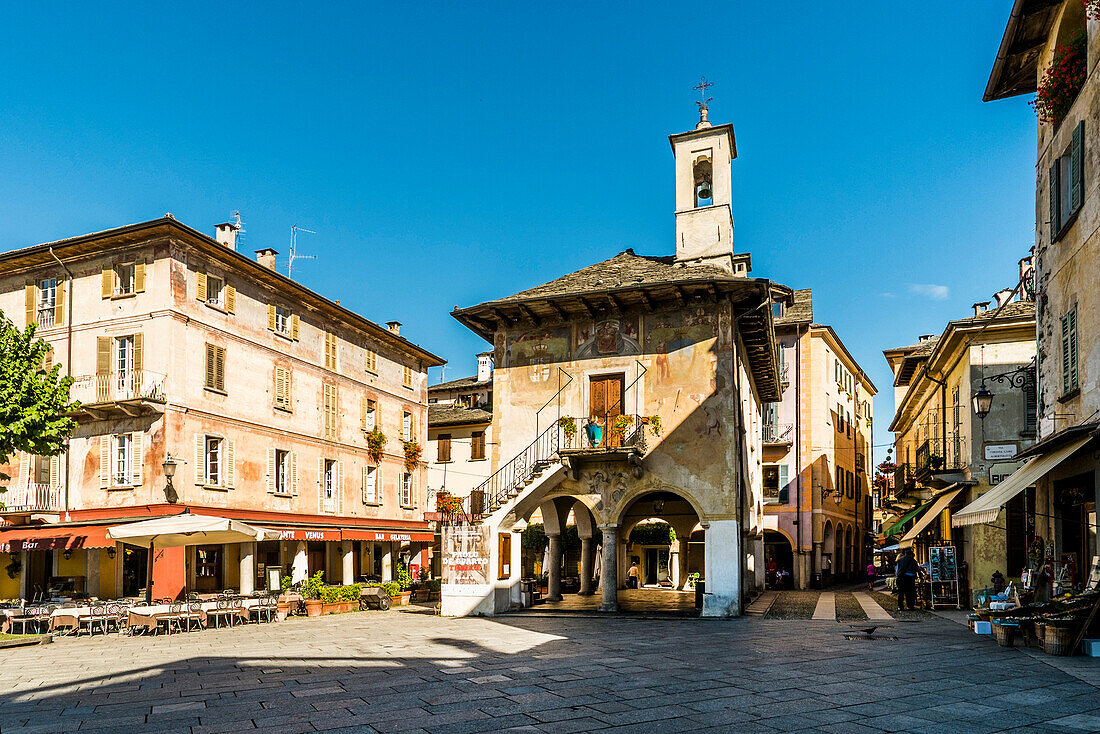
[386,321,401,336]
[215,222,240,251]
[255,248,278,271]
[477,352,493,382]
[918,334,935,342]
[992,288,1014,308]
[972,301,990,316]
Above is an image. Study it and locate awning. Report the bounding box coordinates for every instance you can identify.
[875,544,900,554]
[884,500,933,538]
[0,525,114,552]
[269,528,342,542]
[106,513,280,547]
[342,529,435,543]
[953,435,1092,527]
[898,486,963,547]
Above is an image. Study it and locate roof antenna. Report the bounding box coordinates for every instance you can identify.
[232,211,245,246]
[288,224,316,278]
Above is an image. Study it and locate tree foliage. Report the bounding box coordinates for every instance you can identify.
[0,316,78,497]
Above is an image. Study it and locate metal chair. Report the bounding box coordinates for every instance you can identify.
[206,597,233,629]
[229,596,244,626]
[185,601,204,631]
[156,602,185,635]
[9,606,39,635]
[82,604,110,636]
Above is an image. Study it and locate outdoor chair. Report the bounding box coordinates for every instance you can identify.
[206,598,234,629]
[255,594,277,623]
[155,602,186,636]
[81,604,110,636]
[185,601,204,631]
[105,602,128,633]
[230,596,244,626]
[8,607,40,635]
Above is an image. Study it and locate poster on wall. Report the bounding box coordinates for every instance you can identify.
[442,525,492,597]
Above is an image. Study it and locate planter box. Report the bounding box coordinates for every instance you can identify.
[395,592,412,606]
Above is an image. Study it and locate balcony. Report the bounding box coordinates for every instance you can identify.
[558,414,648,479]
[762,422,794,446]
[1,483,62,515]
[67,371,167,422]
[893,463,914,494]
[914,437,964,487]
[778,361,790,385]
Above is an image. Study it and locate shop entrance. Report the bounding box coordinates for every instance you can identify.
[764,530,794,589]
[122,545,147,597]
[307,542,326,578]
[25,550,51,601]
[195,545,223,592]
[643,547,670,585]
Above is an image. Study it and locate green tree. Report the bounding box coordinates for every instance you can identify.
[0,316,78,506]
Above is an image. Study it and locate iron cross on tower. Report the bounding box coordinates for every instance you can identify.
[693,76,714,111]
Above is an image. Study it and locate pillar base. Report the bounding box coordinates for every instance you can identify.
[545,594,563,602]
[598,602,619,613]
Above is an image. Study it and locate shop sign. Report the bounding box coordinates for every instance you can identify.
[442,525,490,597]
[275,529,339,542]
[984,443,1018,461]
[989,460,1026,485]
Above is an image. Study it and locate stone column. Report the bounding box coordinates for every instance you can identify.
[598,525,618,612]
[19,551,27,600]
[239,542,256,595]
[291,541,308,584]
[546,534,563,601]
[381,543,393,582]
[342,544,355,585]
[676,537,691,590]
[579,537,594,595]
[86,548,101,599]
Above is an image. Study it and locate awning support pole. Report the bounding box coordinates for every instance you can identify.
[146,537,157,605]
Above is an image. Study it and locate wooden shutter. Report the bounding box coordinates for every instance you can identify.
[49,455,60,488]
[24,284,36,328]
[42,344,54,372]
[54,279,64,327]
[472,431,485,460]
[133,333,143,374]
[1071,121,1085,213]
[194,434,206,485]
[134,261,146,293]
[360,395,368,431]
[290,314,300,340]
[215,346,225,391]
[275,366,289,408]
[206,344,216,389]
[317,457,325,512]
[362,465,370,503]
[438,434,451,463]
[778,464,789,503]
[225,284,236,314]
[365,349,377,373]
[100,437,110,489]
[131,432,143,485]
[590,378,606,419]
[266,448,276,493]
[337,461,344,514]
[325,332,337,370]
[196,271,207,302]
[1050,160,1061,240]
[291,452,298,495]
[225,439,235,489]
[102,267,113,299]
[267,303,276,331]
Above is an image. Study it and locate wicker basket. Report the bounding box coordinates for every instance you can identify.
[1041,624,1075,656]
[992,622,1018,647]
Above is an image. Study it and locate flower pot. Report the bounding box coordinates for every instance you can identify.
[395,592,412,606]
[585,424,602,447]
[276,602,291,622]
[321,602,343,615]
[304,599,323,617]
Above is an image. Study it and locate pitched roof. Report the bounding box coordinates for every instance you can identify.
[984,0,1061,102]
[951,300,1035,325]
[428,404,493,428]
[428,375,491,393]
[775,288,812,325]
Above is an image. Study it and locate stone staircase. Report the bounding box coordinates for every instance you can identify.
[457,423,564,524]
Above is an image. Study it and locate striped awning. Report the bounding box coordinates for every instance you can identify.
[898,486,962,547]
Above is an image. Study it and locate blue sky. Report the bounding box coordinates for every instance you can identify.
[0,2,1036,458]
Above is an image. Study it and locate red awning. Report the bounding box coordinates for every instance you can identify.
[342,529,434,543]
[268,528,342,542]
[0,525,114,552]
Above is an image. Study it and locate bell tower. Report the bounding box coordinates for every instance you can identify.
[670,79,737,272]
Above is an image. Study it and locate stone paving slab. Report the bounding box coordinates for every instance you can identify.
[852,591,894,621]
[1,610,1098,733]
[812,591,836,620]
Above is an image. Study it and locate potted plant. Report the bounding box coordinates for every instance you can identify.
[648,414,662,437]
[276,576,295,620]
[558,416,577,446]
[611,414,634,447]
[1032,27,1087,127]
[436,491,463,516]
[366,428,387,464]
[394,565,413,605]
[302,571,325,617]
[319,585,342,614]
[584,419,602,448]
[403,439,422,472]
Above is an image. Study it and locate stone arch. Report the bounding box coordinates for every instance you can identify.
[612,483,708,530]
[823,519,835,575]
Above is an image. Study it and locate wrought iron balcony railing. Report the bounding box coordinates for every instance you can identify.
[1,483,62,513]
[762,422,794,445]
[69,371,167,405]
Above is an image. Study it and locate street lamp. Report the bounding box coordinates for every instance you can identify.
[163,455,180,504]
[972,384,994,420]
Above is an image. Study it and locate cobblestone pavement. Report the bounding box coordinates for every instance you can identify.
[2,608,1099,733]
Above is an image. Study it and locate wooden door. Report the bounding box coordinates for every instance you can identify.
[589,374,624,447]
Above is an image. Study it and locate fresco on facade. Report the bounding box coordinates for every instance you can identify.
[504,327,570,382]
[575,317,642,359]
[646,308,718,384]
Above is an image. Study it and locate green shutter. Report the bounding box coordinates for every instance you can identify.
[1071,121,1085,213]
[778,465,789,504]
[1050,160,1061,240]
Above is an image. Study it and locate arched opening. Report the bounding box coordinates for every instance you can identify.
[693,155,713,207]
[823,520,835,581]
[763,530,793,590]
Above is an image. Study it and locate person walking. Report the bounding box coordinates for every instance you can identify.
[895,548,924,611]
[866,561,877,591]
[627,560,640,589]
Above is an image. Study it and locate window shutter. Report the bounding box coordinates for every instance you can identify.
[216,346,225,391]
[1069,308,1078,389]
[362,465,369,503]
[317,457,325,513]
[131,432,143,485]
[194,434,206,485]
[196,272,207,302]
[102,267,113,299]
[1071,121,1085,212]
[1062,313,1072,391]
[266,448,276,493]
[49,455,60,488]
[225,439,235,489]
[291,314,300,340]
[337,461,344,514]
[291,452,298,495]
[100,437,110,489]
[225,284,236,314]
[206,344,216,389]
[1050,160,1061,240]
[24,284,36,328]
[134,261,146,293]
[267,303,276,331]
[54,279,65,326]
[42,345,54,373]
[133,333,144,374]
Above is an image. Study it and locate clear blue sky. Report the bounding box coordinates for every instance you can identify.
[0,2,1036,459]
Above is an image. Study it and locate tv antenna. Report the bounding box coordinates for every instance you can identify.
[232,210,245,246]
[288,224,316,278]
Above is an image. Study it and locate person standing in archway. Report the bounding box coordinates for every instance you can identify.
[627,560,640,589]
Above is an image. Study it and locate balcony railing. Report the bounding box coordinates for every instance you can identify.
[762,422,794,445]
[2,483,61,513]
[915,437,963,481]
[893,463,914,494]
[778,361,790,384]
[69,371,167,405]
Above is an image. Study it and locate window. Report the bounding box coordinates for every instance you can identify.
[470,431,486,461]
[402,411,413,442]
[403,365,414,389]
[115,434,131,486]
[836,402,845,433]
[437,434,452,463]
[275,306,290,334]
[1062,305,1078,394]
[37,279,57,327]
[846,470,854,499]
[361,398,377,431]
[324,331,337,370]
[195,434,234,489]
[196,272,234,312]
[116,263,136,295]
[323,383,338,439]
[101,433,142,488]
[206,436,221,486]
[1050,122,1085,241]
[363,465,378,504]
[401,472,414,507]
[498,533,512,580]
[205,344,226,392]
[274,366,292,410]
[364,348,377,373]
[205,275,224,307]
[268,304,298,339]
[274,449,291,495]
[1023,376,1037,434]
[322,459,336,501]
[762,465,788,504]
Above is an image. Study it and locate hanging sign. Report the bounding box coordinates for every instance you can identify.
[984,444,1018,461]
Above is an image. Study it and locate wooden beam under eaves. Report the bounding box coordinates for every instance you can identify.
[638,290,655,311]
[576,297,597,319]
[673,287,686,307]
[545,299,568,321]
[607,293,624,315]
[519,303,541,326]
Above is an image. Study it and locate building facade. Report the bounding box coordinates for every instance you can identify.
[439,108,781,617]
[763,288,876,589]
[0,217,443,602]
[426,353,494,504]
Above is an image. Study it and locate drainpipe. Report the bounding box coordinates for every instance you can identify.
[48,247,73,516]
[795,323,804,585]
